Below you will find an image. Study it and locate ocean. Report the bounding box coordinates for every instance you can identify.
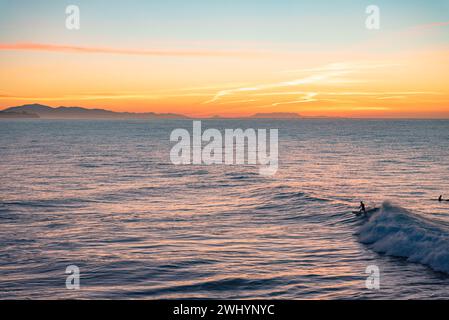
[0,119,449,299]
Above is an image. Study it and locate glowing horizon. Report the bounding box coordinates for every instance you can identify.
[1,0,449,118]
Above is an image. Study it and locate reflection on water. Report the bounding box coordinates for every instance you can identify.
[0,119,449,299]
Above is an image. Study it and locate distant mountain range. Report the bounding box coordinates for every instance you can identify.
[0,110,40,119]
[0,104,189,119]
[0,104,303,120]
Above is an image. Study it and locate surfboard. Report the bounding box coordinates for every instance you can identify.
[353,208,379,216]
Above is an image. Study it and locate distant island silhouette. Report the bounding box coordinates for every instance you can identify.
[0,110,40,119]
[0,104,303,120]
[0,104,190,120]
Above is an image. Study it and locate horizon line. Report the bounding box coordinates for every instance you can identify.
[2,103,449,120]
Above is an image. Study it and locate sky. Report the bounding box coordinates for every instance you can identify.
[0,0,449,118]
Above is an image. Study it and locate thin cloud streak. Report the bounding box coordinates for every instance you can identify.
[0,43,262,58]
[203,71,349,104]
[201,61,425,105]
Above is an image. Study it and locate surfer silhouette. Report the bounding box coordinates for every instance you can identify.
[439,195,443,202]
[359,201,366,215]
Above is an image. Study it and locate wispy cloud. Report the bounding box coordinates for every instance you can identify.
[202,61,406,105]
[356,20,449,51]
[0,42,260,58]
[200,56,444,110]
[271,93,318,106]
[203,69,349,104]
[407,20,449,34]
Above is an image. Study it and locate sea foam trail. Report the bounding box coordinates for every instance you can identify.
[358,202,449,274]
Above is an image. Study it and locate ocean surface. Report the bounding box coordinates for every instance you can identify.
[1,119,449,299]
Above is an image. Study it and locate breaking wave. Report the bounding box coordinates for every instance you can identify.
[358,202,449,274]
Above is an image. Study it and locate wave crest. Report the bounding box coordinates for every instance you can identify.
[358,202,449,274]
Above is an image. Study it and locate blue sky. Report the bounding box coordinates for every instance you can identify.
[1,0,448,48]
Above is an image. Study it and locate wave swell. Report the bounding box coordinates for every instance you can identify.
[358,202,449,274]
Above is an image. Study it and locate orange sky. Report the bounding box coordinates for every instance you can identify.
[1,2,449,118]
[1,47,448,118]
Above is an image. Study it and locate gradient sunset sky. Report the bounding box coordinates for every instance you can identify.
[1,0,449,118]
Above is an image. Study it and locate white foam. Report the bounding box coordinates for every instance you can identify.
[358,202,449,274]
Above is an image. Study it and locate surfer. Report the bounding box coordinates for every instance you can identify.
[359,201,367,215]
[439,195,443,202]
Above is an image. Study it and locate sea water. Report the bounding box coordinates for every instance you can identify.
[0,119,448,299]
